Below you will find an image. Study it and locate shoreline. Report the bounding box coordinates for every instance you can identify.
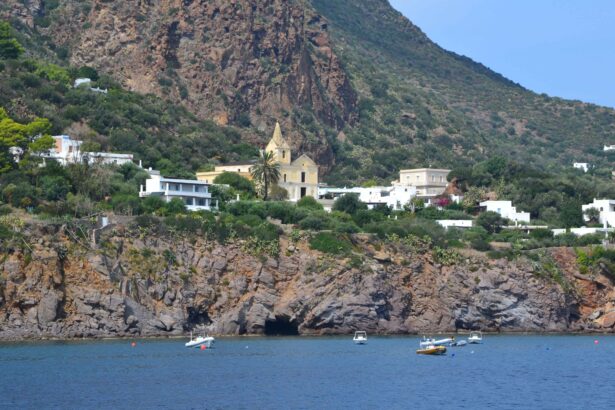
[1,330,614,344]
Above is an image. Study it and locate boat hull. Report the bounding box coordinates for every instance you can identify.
[416,346,447,355]
[353,339,367,345]
[185,337,215,348]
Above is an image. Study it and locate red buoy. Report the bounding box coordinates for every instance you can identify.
[131,342,136,347]
[594,340,599,345]
[200,345,206,350]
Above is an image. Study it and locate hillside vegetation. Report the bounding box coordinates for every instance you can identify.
[311,0,615,184]
[1,0,614,185]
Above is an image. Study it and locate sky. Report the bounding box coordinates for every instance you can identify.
[389,0,615,108]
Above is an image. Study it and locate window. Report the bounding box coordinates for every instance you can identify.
[238,169,241,172]
[301,172,306,183]
[283,174,287,182]
[282,150,285,159]
[439,176,443,182]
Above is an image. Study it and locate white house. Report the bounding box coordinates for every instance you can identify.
[318,185,417,211]
[437,220,473,229]
[139,169,214,211]
[84,152,134,166]
[581,199,615,227]
[479,200,531,224]
[573,162,589,173]
[40,135,133,166]
[42,135,83,165]
[604,145,615,152]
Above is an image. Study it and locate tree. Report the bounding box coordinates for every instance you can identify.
[560,200,583,229]
[476,211,506,234]
[405,197,424,213]
[250,150,280,201]
[584,207,601,225]
[0,108,52,173]
[0,22,24,59]
[332,193,367,215]
[213,171,255,197]
[269,184,288,201]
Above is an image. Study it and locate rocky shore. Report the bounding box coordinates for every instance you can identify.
[1,220,614,341]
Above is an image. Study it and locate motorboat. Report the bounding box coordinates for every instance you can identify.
[416,345,447,355]
[185,332,215,348]
[451,340,467,347]
[419,336,454,348]
[353,331,368,345]
[468,331,483,344]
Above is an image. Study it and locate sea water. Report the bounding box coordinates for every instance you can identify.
[0,335,613,409]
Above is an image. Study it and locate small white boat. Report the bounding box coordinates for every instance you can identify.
[185,332,215,348]
[468,331,483,344]
[353,331,368,345]
[451,340,467,347]
[419,336,454,348]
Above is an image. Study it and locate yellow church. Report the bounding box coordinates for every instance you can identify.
[196,122,319,201]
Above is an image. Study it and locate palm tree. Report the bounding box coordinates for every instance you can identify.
[250,150,280,201]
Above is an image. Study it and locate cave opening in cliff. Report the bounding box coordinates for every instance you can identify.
[264,316,299,336]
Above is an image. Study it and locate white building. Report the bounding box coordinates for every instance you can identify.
[581,199,615,227]
[41,135,133,166]
[437,220,473,229]
[395,168,451,205]
[318,185,417,211]
[139,169,214,211]
[573,162,589,172]
[84,152,134,166]
[479,200,531,224]
[604,145,615,152]
[74,78,92,88]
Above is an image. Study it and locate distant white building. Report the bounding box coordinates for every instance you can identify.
[573,162,589,173]
[139,169,214,211]
[582,199,615,227]
[604,145,615,152]
[74,78,92,88]
[479,200,530,224]
[437,220,473,229]
[318,185,417,211]
[83,152,134,166]
[40,135,133,166]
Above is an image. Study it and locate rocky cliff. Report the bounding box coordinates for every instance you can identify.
[2,219,614,340]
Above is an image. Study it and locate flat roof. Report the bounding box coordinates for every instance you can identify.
[399,168,451,172]
[160,177,210,185]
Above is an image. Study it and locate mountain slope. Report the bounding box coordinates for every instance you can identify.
[2,0,615,183]
[310,0,615,183]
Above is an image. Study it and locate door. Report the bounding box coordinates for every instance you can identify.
[300,187,307,198]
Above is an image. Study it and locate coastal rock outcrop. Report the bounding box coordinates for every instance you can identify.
[1,220,614,340]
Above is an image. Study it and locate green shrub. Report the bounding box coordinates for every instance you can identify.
[299,214,331,231]
[309,232,352,255]
[296,195,323,211]
[332,193,367,215]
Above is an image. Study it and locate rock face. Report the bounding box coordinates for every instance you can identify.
[1,220,614,340]
[1,0,356,169]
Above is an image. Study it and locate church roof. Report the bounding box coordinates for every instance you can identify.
[269,122,290,149]
[291,153,317,166]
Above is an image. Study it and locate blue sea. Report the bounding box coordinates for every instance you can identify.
[0,335,613,409]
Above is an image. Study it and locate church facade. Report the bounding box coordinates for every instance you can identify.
[196,122,319,201]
